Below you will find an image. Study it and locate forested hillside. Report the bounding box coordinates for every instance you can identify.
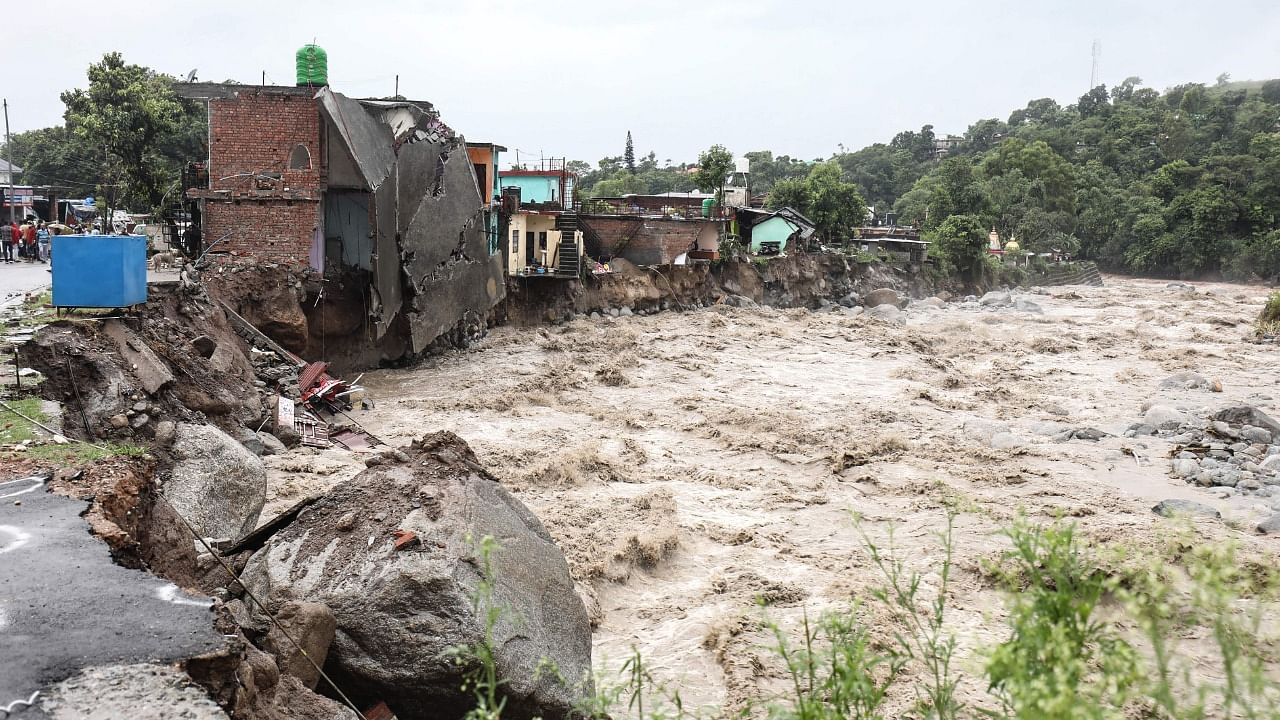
[580,78,1280,280]
[877,77,1280,280]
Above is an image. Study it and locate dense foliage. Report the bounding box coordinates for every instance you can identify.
[573,77,1280,279]
[4,52,205,214]
[874,77,1280,280]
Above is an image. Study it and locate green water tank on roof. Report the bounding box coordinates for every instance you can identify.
[296,44,328,86]
[702,197,715,218]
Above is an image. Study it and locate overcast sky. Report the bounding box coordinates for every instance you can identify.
[5,0,1280,169]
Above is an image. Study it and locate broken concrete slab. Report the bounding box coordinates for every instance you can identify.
[101,319,174,395]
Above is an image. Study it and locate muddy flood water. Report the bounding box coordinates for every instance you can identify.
[262,276,1278,714]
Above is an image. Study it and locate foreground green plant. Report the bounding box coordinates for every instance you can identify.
[449,534,506,720]
[860,512,963,720]
[984,517,1139,719]
[1123,537,1280,720]
[765,604,905,720]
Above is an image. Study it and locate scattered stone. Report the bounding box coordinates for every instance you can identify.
[1171,459,1198,478]
[619,306,633,317]
[1152,498,1221,519]
[132,401,149,413]
[1210,421,1239,439]
[236,427,265,456]
[1070,427,1106,441]
[335,512,357,531]
[916,296,946,309]
[239,432,592,720]
[130,413,150,429]
[191,334,217,358]
[261,601,336,690]
[108,414,129,430]
[1214,406,1280,436]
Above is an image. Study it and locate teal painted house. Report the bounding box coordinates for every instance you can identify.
[740,206,816,255]
[499,169,576,207]
[750,216,800,254]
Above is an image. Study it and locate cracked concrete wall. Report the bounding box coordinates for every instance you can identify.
[394,135,505,353]
[316,90,505,359]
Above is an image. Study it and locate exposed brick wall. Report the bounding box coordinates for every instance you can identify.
[580,216,714,266]
[203,89,322,264]
[203,200,319,264]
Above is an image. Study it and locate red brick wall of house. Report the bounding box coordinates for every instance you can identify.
[203,89,323,264]
[580,216,715,266]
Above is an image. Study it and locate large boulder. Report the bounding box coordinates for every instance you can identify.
[863,288,903,308]
[166,423,266,540]
[979,290,1012,307]
[239,432,592,720]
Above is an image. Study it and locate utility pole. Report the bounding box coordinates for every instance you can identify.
[3,99,14,223]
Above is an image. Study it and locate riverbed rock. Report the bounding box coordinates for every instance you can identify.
[979,290,1012,307]
[166,423,266,540]
[1013,297,1044,314]
[1143,404,1186,430]
[1239,425,1274,444]
[239,432,592,720]
[262,601,336,690]
[863,288,902,308]
[1213,406,1280,436]
[866,304,905,325]
[1159,371,1213,390]
[257,431,287,456]
[1152,498,1221,519]
[1258,513,1280,535]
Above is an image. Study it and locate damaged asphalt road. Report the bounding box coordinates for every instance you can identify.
[0,477,225,716]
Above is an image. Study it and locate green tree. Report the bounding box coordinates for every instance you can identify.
[624,131,635,173]
[767,177,813,212]
[61,52,201,212]
[692,144,734,203]
[927,213,988,283]
[804,162,867,243]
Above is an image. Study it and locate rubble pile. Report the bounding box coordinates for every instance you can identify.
[1127,396,1280,532]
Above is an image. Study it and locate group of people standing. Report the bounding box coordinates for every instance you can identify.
[1,218,54,264]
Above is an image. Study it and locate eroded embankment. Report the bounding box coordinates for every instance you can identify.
[499,253,952,327]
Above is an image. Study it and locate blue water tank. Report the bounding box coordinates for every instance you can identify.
[52,235,148,308]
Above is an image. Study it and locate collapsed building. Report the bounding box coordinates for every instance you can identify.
[175,79,505,369]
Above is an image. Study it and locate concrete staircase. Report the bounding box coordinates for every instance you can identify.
[1031,261,1104,287]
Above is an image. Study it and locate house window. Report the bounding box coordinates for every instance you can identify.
[288,144,311,170]
[510,229,519,254]
[538,231,548,249]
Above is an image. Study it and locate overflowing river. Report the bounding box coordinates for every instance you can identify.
[261,276,1277,714]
